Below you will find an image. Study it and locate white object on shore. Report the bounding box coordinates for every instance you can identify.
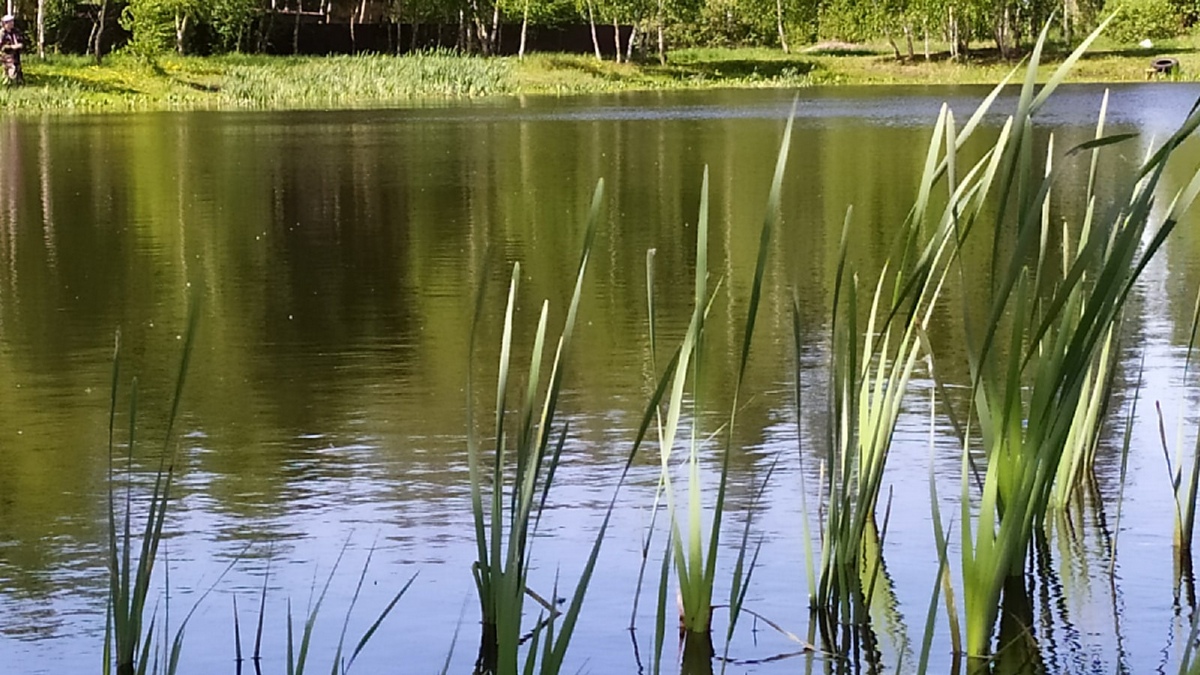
[1140,39,1155,49]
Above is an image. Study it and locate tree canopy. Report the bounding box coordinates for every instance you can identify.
[6,0,1189,60]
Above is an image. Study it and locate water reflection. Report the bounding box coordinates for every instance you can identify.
[2,86,1200,673]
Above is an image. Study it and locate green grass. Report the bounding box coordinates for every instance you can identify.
[7,34,1200,114]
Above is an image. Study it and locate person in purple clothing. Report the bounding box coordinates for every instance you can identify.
[1,14,25,85]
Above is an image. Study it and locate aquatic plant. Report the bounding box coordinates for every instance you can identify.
[954,17,1200,660]
[799,51,1011,635]
[466,180,609,673]
[642,110,793,663]
[282,542,416,675]
[1047,90,1121,512]
[220,52,514,109]
[105,308,198,675]
[1158,284,1200,573]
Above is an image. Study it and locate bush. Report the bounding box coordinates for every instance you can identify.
[1105,0,1182,43]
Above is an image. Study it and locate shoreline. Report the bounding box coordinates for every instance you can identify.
[1,42,1198,116]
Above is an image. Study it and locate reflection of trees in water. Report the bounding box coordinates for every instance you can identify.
[2,100,1199,670]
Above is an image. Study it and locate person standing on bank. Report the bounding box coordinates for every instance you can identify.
[0,14,24,86]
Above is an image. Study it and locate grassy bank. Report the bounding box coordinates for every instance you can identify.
[3,36,1200,114]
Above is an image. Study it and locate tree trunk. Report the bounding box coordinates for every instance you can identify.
[175,11,188,55]
[256,6,274,53]
[625,24,635,61]
[885,31,901,60]
[490,1,500,53]
[656,0,664,64]
[36,0,44,58]
[350,0,367,52]
[1063,0,1073,43]
[904,23,914,60]
[411,18,420,51]
[458,9,466,52]
[923,19,929,61]
[994,5,1011,60]
[775,0,788,54]
[587,1,601,60]
[468,0,490,55]
[293,1,301,54]
[94,0,107,64]
[612,17,621,63]
[518,0,528,58]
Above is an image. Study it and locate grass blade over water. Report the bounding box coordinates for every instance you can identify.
[106,304,198,675]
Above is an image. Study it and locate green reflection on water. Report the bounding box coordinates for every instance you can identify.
[0,87,1198,672]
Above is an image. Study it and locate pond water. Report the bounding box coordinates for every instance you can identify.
[3,84,1200,675]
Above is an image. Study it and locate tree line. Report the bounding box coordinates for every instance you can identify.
[5,0,1197,61]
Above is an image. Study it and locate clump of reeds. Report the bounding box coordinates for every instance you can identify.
[953,17,1200,661]
[799,59,1015,636]
[220,51,514,109]
[466,181,631,675]
[642,111,794,664]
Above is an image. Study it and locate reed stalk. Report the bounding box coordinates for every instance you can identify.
[105,306,198,675]
[1159,284,1200,573]
[283,542,415,675]
[1047,90,1121,511]
[646,111,793,661]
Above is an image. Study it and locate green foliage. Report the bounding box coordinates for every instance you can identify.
[120,0,180,55]
[817,0,883,42]
[1105,0,1181,42]
[206,0,259,52]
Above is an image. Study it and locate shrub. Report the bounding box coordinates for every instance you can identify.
[1105,0,1181,43]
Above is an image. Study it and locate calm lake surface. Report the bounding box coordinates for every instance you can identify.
[4,84,1200,674]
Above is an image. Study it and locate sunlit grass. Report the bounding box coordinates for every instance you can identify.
[11,36,1200,115]
[221,51,514,108]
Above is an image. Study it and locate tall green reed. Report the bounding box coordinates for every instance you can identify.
[953,16,1200,660]
[644,112,793,661]
[799,60,1012,632]
[105,307,198,675]
[1047,90,1121,512]
[467,180,630,675]
[466,178,678,675]
[1158,284,1200,573]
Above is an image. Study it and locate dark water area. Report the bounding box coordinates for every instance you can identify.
[3,84,1200,674]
